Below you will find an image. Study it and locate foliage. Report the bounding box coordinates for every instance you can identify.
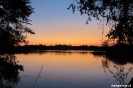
[68,0,133,45]
[0,0,34,48]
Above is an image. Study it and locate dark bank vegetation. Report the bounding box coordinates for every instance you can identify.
[16,44,103,51]
[0,0,33,88]
[0,0,34,49]
[0,44,104,53]
[1,44,133,56]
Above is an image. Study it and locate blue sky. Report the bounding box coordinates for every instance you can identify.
[27,0,109,46]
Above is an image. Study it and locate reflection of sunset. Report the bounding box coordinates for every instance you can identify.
[16,52,133,73]
[15,51,133,88]
[15,52,101,75]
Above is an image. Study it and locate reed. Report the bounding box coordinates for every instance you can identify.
[33,66,43,88]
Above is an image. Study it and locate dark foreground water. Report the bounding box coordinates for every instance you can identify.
[1,50,133,88]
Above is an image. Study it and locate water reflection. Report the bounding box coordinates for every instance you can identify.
[12,50,133,88]
[91,52,133,86]
[108,65,132,85]
[15,50,90,55]
[91,51,133,65]
[0,54,24,88]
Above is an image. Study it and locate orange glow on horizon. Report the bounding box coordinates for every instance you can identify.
[27,42,102,46]
[27,20,109,46]
[26,0,110,47]
[26,30,108,46]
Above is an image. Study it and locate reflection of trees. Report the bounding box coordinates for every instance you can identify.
[101,58,133,87]
[0,54,24,88]
[101,58,110,81]
[15,50,90,55]
[108,65,132,86]
[102,58,110,68]
[91,51,133,65]
[91,52,133,86]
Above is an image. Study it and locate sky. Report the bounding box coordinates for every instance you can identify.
[27,0,109,46]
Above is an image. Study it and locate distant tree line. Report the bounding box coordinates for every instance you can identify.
[10,44,133,54]
[15,44,102,51]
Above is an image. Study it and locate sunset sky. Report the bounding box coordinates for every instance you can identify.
[27,0,109,46]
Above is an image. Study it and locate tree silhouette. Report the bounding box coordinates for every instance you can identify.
[68,0,133,45]
[0,0,34,49]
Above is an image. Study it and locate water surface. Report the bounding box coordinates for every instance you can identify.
[2,50,133,88]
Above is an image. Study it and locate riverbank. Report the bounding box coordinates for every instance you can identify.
[0,44,133,55]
